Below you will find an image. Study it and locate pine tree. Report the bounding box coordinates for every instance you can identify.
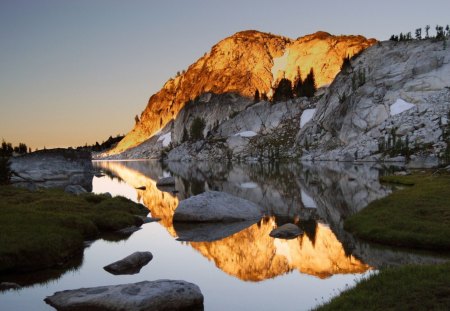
[415,28,422,40]
[425,25,430,39]
[301,68,317,98]
[293,67,303,97]
[272,78,293,102]
[254,89,260,103]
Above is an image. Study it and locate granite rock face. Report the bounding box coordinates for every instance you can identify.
[10,149,94,190]
[297,39,450,163]
[108,30,375,155]
[44,280,204,311]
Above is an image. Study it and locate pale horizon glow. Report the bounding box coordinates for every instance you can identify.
[1,0,450,149]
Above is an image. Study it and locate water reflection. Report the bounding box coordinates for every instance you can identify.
[93,160,374,281]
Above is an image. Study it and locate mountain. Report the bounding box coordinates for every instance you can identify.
[109,30,376,155]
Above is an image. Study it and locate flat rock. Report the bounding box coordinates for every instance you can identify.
[156,176,175,187]
[44,279,204,311]
[64,185,87,195]
[269,223,302,239]
[103,251,153,275]
[173,191,263,222]
[116,226,142,235]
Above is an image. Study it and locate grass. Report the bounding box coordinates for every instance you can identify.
[344,171,450,251]
[0,186,148,274]
[314,262,450,311]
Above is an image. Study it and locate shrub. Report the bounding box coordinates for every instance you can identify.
[190,117,206,141]
[0,157,11,185]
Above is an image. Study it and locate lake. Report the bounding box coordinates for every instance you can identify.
[1,160,444,310]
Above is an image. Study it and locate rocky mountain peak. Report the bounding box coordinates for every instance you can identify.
[109,30,376,155]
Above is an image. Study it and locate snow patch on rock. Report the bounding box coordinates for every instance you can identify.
[390,99,415,116]
[239,182,258,189]
[300,109,316,128]
[234,131,257,138]
[158,132,172,147]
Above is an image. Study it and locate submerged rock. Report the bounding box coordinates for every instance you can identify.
[44,280,204,311]
[269,223,303,239]
[156,176,175,186]
[103,251,153,275]
[173,191,263,223]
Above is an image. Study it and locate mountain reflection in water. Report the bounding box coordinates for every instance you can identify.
[93,160,372,281]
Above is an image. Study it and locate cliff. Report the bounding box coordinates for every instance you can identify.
[109,30,375,155]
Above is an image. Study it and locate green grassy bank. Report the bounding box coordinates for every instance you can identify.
[344,171,450,251]
[316,171,450,310]
[315,262,450,311]
[0,186,148,274]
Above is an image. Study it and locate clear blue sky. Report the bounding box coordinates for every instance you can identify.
[1,0,449,149]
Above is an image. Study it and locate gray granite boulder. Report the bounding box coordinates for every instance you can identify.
[173,191,263,222]
[103,251,153,275]
[44,280,204,311]
[175,220,257,242]
[269,223,302,239]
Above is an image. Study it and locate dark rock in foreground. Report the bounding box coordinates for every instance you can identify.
[103,251,153,275]
[44,280,204,311]
[156,176,175,187]
[173,191,263,222]
[269,223,303,239]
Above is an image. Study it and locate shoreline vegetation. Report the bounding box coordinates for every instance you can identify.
[0,186,148,276]
[316,171,450,310]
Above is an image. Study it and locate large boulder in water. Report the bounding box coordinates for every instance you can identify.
[103,251,153,275]
[173,191,263,222]
[44,280,204,311]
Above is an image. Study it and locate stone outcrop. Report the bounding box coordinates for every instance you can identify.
[156,176,175,186]
[10,149,93,190]
[108,30,375,155]
[44,280,204,311]
[103,251,153,275]
[173,191,263,223]
[297,39,450,163]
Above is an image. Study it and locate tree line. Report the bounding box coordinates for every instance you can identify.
[255,67,317,103]
[390,24,450,42]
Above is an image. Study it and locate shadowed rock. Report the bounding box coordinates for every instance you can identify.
[103,251,153,275]
[175,220,258,242]
[269,223,303,239]
[44,280,204,311]
[156,176,175,186]
[173,191,263,222]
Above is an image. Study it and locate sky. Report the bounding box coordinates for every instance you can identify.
[1,0,450,149]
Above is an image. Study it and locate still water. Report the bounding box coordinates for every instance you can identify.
[1,161,442,310]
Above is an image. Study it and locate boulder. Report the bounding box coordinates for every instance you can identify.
[64,185,87,195]
[269,223,302,239]
[44,280,204,311]
[116,226,142,235]
[173,191,263,222]
[103,251,153,275]
[156,176,175,187]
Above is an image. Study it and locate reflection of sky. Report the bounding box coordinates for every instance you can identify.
[92,175,142,204]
